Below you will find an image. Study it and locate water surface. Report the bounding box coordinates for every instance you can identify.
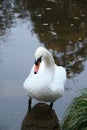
[0,0,87,129]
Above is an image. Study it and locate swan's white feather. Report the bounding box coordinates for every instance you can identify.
[23,47,67,102]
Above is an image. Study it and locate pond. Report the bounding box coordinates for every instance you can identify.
[0,0,87,129]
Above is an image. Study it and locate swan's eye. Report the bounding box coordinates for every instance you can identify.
[34,56,42,66]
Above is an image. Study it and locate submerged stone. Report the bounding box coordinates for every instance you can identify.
[21,103,60,130]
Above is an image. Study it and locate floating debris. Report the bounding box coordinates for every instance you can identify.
[46,0,56,2]
[34,11,38,14]
[49,31,57,36]
[42,23,48,26]
[46,8,52,10]
[57,22,60,24]
[70,23,74,26]
[73,16,80,20]
[67,61,76,67]
[81,14,85,17]
[68,41,73,44]
[78,37,82,41]
[36,14,42,17]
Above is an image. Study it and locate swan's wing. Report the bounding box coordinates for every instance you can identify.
[51,65,67,96]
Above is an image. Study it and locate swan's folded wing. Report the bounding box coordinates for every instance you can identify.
[51,65,67,96]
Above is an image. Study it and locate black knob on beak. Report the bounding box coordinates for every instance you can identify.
[34,56,42,66]
[34,60,38,66]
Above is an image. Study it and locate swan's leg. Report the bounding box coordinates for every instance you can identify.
[28,98,32,110]
[50,102,53,109]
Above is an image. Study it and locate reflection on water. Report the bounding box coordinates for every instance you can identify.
[0,0,87,77]
[21,103,60,130]
[23,0,87,45]
[0,0,29,43]
[0,0,87,130]
[20,0,87,78]
[0,0,16,41]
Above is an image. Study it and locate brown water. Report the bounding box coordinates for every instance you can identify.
[0,0,87,129]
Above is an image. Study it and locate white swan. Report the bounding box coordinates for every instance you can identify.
[23,47,66,109]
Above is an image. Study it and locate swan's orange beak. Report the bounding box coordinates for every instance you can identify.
[34,62,40,74]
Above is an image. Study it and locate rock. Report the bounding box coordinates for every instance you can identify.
[21,103,60,130]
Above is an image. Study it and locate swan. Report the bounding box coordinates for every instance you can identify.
[23,47,67,109]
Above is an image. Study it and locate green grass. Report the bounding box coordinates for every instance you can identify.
[62,88,87,130]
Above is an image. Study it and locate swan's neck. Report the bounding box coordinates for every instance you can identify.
[44,51,55,72]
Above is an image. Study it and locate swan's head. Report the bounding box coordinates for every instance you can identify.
[34,47,54,74]
[34,47,45,74]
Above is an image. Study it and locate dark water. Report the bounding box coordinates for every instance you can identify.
[0,0,87,129]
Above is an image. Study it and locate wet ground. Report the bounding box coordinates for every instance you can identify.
[0,0,87,129]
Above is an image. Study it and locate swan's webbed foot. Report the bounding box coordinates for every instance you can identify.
[28,98,32,110]
[49,102,53,110]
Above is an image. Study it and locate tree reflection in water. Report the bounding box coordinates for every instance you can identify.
[0,0,29,42]
[0,0,87,77]
[0,0,15,41]
[21,0,87,78]
[21,103,60,130]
